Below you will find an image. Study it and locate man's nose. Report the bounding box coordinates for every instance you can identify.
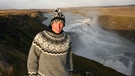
[57,23,60,28]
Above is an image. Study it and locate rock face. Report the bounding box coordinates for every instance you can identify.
[0,10,47,76]
[0,11,46,52]
[0,49,13,76]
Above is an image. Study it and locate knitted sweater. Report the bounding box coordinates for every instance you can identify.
[27,30,73,76]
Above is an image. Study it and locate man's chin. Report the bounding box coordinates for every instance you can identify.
[55,31,60,34]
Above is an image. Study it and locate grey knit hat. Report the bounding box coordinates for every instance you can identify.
[49,8,65,26]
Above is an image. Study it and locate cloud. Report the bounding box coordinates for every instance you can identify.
[0,0,38,9]
[97,0,135,6]
[0,0,135,9]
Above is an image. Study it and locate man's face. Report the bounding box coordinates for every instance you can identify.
[51,21,64,34]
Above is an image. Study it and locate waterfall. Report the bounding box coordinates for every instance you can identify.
[43,12,135,76]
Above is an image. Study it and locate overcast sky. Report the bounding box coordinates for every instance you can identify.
[0,0,135,9]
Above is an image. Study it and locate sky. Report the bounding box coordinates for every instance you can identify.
[0,0,135,9]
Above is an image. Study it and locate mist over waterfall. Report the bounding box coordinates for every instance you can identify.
[43,12,135,76]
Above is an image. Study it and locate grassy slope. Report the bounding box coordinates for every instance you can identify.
[98,15,135,42]
[73,54,126,76]
[0,10,47,76]
[0,10,127,76]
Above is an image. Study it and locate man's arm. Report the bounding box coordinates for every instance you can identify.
[67,43,73,71]
[27,34,41,75]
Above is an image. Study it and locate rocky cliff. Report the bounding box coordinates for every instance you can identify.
[98,15,135,42]
[0,10,47,76]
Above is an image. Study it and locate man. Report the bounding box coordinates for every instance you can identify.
[27,8,73,76]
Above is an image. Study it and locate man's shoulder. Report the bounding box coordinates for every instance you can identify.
[64,31,70,35]
[34,30,46,39]
[64,32,71,42]
[64,32,71,38]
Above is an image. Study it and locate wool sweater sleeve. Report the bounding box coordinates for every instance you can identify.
[69,50,73,71]
[67,44,73,71]
[27,34,41,75]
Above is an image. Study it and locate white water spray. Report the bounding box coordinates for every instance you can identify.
[43,12,135,76]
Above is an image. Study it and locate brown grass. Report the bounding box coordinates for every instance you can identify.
[60,5,135,17]
[98,15,135,30]
[0,10,40,17]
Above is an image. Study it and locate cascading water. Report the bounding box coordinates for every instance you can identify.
[43,12,135,76]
